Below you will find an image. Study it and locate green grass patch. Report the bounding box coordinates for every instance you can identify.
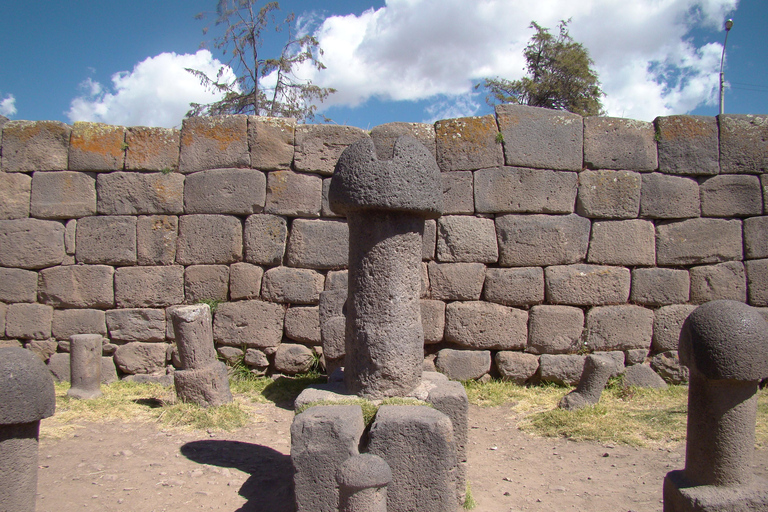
[463,481,477,510]
[157,401,251,431]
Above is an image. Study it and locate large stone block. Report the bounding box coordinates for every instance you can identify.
[264,170,322,217]
[0,219,65,269]
[248,116,295,171]
[114,266,184,308]
[68,122,125,171]
[423,219,436,261]
[286,218,349,270]
[545,264,630,305]
[436,215,497,263]
[213,300,284,348]
[576,169,641,219]
[96,172,184,215]
[746,258,768,306]
[719,114,768,174]
[51,309,107,340]
[495,351,540,384]
[583,117,657,171]
[495,104,583,170]
[75,215,137,265]
[474,167,577,214]
[184,168,266,214]
[178,115,249,173]
[441,171,474,214]
[38,264,115,308]
[528,305,584,354]
[444,301,527,350]
[176,214,242,265]
[284,306,321,345]
[640,173,700,219]
[427,262,485,301]
[5,303,53,340]
[228,262,264,300]
[656,218,743,265]
[274,343,315,374]
[483,267,544,307]
[124,126,180,171]
[421,299,445,344]
[585,305,654,352]
[435,348,491,380]
[184,265,230,302]
[435,115,503,171]
[136,215,177,265]
[700,174,763,217]
[630,268,690,306]
[30,171,96,219]
[262,266,324,304]
[587,219,655,266]
[320,178,342,218]
[1,120,70,171]
[652,304,696,353]
[744,216,768,260]
[243,214,287,266]
[655,115,719,175]
[689,261,746,304]
[293,124,368,175]
[106,308,166,342]
[113,341,168,375]
[370,122,436,159]
[538,353,587,385]
[495,214,590,267]
[0,172,31,219]
[0,268,37,303]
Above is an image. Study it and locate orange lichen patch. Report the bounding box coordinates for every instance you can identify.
[152,175,183,204]
[436,116,499,153]
[5,120,70,145]
[658,116,715,140]
[180,116,246,152]
[126,127,180,170]
[267,170,291,196]
[70,122,125,160]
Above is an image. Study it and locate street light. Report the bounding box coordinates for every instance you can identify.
[719,18,734,115]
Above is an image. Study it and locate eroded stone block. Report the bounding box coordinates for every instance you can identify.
[0,172,31,219]
[176,214,242,265]
[689,261,746,304]
[184,265,229,303]
[0,219,65,269]
[576,169,641,219]
[435,115,503,172]
[587,219,655,266]
[75,215,137,265]
[137,215,177,265]
[293,124,368,175]
[286,219,348,270]
[184,168,266,214]
[495,214,590,267]
[243,214,287,266]
[545,264,630,305]
[700,174,763,217]
[656,218,743,265]
[444,301,527,350]
[585,305,654,351]
[435,348,491,381]
[248,116,295,171]
[30,171,96,219]
[124,126,180,171]
[229,262,264,300]
[655,115,719,175]
[178,115,249,173]
[0,268,37,303]
[114,266,184,308]
[527,305,584,354]
[583,117,657,171]
[495,351,539,384]
[38,264,115,309]
[436,215,498,263]
[483,267,544,307]
[5,303,53,340]
[475,167,577,214]
[719,114,768,174]
[427,262,485,301]
[640,173,700,219]
[630,268,690,306]
[68,122,125,171]
[97,172,184,215]
[213,300,284,349]
[1,120,70,171]
[262,267,324,304]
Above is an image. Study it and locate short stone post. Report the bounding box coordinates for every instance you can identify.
[67,334,103,399]
[663,300,768,511]
[0,347,56,512]
[559,354,613,411]
[337,454,391,512]
[329,136,443,399]
[170,304,232,407]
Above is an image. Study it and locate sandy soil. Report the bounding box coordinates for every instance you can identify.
[36,403,768,512]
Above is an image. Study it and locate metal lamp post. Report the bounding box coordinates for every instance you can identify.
[719,18,734,115]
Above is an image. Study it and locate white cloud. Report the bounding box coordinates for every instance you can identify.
[0,93,17,117]
[67,50,237,128]
[307,0,738,121]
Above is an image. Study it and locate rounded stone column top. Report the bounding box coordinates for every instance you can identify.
[0,347,56,424]
[679,300,768,381]
[337,454,393,490]
[329,135,443,218]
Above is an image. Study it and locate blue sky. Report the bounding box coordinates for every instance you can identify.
[1,0,765,129]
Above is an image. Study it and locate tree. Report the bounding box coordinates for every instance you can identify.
[186,0,335,121]
[478,20,604,117]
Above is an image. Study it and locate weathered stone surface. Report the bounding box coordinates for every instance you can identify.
[427,262,485,301]
[96,172,184,215]
[248,116,295,171]
[495,214,590,267]
[319,289,347,359]
[174,361,233,406]
[588,219,655,266]
[700,174,763,217]
[719,114,768,174]
[435,348,491,380]
[746,259,768,306]
[29,171,96,219]
[184,168,266,214]
[483,267,543,307]
[75,215,137,265]
[630,268,690,306]
[583,117,657,171]
[653,304,696,353]
[545,264,630,305]
[124,126,180,171]
[0,172,31,219]
[176,214,242,265]
[67,334,103,399]
[538,354,587,386]
[656,218,743,265]
[436,215,498,263]
[0,219,65,269]
[25,339,58,363]
[1,120,70,171]
[763,175,768,212]
[475,167,578,214]
[336,453,392,512]
[689,261,746,304]
[244,348,269,369]
[286,219,348,270]
[213,300,284,348]
[216,346,243,365]
[5,304,53,339]
[262,267,324,304]
[325,270,348,291]
[441,171,474,214]
[47,352,71,382]
[68,122,125,171]
[435,115,503,171]
[52,309,106,340]
[370,122,436,159]
[651,350,688,384]
[744,216,768,260]
[585,305,654,352]
[243,214,287,266]
[274,343,314,374]
[264,170,322,217]
[113,342,168,374]
[0,268,37,303]
[576,169,641,219]
[639,172,700,219]
[320,178,342,218]
[423,219,436,260]
[184,265,229,303]
[559,354,614,410]
[495,104,583,170]
[178,115,249,173]
[0,303,5,339]
[114,266,184,308]
[38,264,115,308]
[64,219,76,256]
[623,364,667,389]
[294,124,368,175]
[421,299,445,344]
[229,262,264,300]
[136,215,177,265]
[169,304,216,370]
[495,351,539,384]
[284,306,321,344]
[106,308,166,342]
[625,348,649,366]
[444,301,527,350]
[527,305,584,354]
[656,115,719,175]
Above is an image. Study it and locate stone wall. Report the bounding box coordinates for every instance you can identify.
[0,106,766,384]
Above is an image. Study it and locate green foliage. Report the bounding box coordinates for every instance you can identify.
[495,131,504,144]
[478,20,604,117]
[463,482,477,510]
[160,167,174,174]
[195,298,222,313]
[187,0,335,121]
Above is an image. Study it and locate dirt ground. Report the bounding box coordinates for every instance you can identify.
[36,403,768,512]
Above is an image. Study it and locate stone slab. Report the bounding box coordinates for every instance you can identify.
[630,268,690,306]
[483,267,544,307]
[38,264,115,308]
[656,218,743,265]
[427,262,486,301]
[545,264,630,305]
[495,214,590,267]
[474,167,578,214]
[243,214,287,266]
[96,172,184,215]
[286,219,349,270]
[587,219,655,266]
[175,214,243,265]
[184,265,230,303]
[640,173,700,219]
[213,300,284,349]
[30,171,96,219]
[495,351,540,384]
[528,305,584,354]
[1,120,70,171]
[68,122,125,171]
[435,115,503,171]
[106,308,166,342]
[136,215,178,266]
[583,117,657,171]
[576,169,641,219]
[655,115,719,176]
[700,174,763,217]
[124,126,180,171]
[184,168,266,214]
[585,305,654,351]
[248,116,295,171]
[719,114,768,174]
[435,348,491,381]
[75,215,137,265]
[114,266,184,308]
[0,172,31,219]
[178,115,249,173]
[689,261,746,304]
[444,301,527,350]
[0,268,37,303]
[436,215,498,263]
[0,219,65,269]
[293,124,368,176]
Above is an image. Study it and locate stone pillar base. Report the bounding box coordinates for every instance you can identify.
[173,361,232,408]
[663,470,768,512]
